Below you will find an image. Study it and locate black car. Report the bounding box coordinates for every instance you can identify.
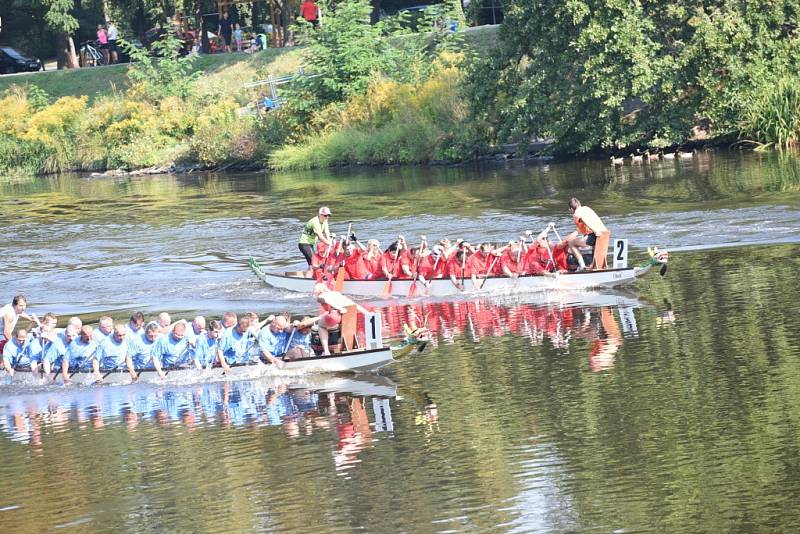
[0,46,43,74]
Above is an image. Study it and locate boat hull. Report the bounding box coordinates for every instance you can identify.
[250,258,653,297]
[6,347,395,387]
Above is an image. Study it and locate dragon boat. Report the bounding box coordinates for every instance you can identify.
[249,244,669,298]
[3,314,427,388]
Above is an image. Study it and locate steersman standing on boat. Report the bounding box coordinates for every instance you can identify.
[567,198,611,270]
[0,294,38,354]
[299,207,333,267]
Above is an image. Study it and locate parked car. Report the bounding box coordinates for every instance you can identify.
[0,46,43,74]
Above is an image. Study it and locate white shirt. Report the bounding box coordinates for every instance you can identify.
[107,24,118,40]
[0,303,20,341]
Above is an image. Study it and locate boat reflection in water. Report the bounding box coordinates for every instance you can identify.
[0,374,399,471]
[379,290,650,372]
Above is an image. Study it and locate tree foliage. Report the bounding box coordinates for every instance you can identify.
[466,0,800,153]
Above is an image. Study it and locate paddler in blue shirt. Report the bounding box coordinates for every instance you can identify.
[258,315,290,367]
[43,324,78,383]
[218,316,254,371]
[93,316,114,345]
[151,321,190,375]
[67,326,97,372]
[126,322,161,379]
[194,320,223,369]
[2,328,31,377]
[92,324,131,382]
[126,312,145,337]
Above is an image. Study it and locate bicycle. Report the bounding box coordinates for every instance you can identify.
[79,40,106,67]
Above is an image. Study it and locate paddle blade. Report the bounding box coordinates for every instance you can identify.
[380,280,392,299]
[334,267,346,291]
[408,281,418,298]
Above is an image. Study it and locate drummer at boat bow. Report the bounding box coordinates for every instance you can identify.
[299,206,333,266]
[567,197,611,270]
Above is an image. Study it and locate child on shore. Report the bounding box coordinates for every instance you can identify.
[234,24,243,52]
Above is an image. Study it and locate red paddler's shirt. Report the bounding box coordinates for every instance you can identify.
[467,252,490,277]
[344,249,371,280]
[445,254,468,279]
[500,249,525,276]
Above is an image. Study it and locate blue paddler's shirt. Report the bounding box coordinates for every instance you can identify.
[125,322,144,337]
[128,333,158,369]
[95,335,130,370]
[219,329,254,365]
[151,334,190,368]
[92,328,112,346]
[258,327,289,357]
[67,338,97,370]
[43,332,71,367]
[285,331,311,352]
[194,333,219,368]
[2,338,31,368]
[26,336,48,364]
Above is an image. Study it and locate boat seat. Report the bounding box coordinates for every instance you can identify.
[340,304,358,352]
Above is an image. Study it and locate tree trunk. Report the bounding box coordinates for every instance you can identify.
[55,32,78,69]
[370,0,381,24]
[280,0,291,46]
[252,0,261,31]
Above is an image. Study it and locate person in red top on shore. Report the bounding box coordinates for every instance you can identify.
[300,0,320,27]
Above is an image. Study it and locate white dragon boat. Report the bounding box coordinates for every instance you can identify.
[249,244,668,298]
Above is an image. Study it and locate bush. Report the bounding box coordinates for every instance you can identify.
[271,55,477,169]
[190,100,260,166]
[739,77,800,149]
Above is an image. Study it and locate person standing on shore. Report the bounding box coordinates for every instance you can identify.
[97,24,109,65]
[300,0,320,27]
[298,207,333,267]
[218,12,233,53]
[107,21,119,64]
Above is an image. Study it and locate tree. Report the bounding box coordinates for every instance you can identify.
[42,0,80,68]
[467,0,800,153]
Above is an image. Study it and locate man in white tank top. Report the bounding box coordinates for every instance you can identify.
[0,295,38,352]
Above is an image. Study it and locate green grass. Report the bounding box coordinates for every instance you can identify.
[0,48,303,102]
[0,25,498,102]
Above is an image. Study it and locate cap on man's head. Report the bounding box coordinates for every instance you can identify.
[319,206,332,216]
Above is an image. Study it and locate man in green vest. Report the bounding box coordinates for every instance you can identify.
[298,207,333,265]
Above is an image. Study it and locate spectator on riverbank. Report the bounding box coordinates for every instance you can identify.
[300,0,320,27]
[218,12,233,53]
[97,24,109,64]
[234,23,243,52]
[107,22,119,64]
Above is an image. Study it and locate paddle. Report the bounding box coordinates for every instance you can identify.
[407,235,427,298]
[325,236,346,289]
[380,238,402,299]
[334,223,353,291]
[477,251,500,291]
[460,247,467,290]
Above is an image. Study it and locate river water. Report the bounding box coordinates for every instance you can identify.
[1,150,800,531]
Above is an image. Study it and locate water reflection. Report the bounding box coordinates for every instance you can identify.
[378,292,651,372]
[0,374,398,471]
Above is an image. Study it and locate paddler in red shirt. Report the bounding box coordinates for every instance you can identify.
[361,239,383,279]
[501,241,526,278]
[344,242,371,280]
[446,244,472,290]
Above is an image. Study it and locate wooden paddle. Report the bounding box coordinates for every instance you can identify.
[380,239,401,299]
[407,235,427,297]
[334,223,352,291]
[477,251,500,290]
